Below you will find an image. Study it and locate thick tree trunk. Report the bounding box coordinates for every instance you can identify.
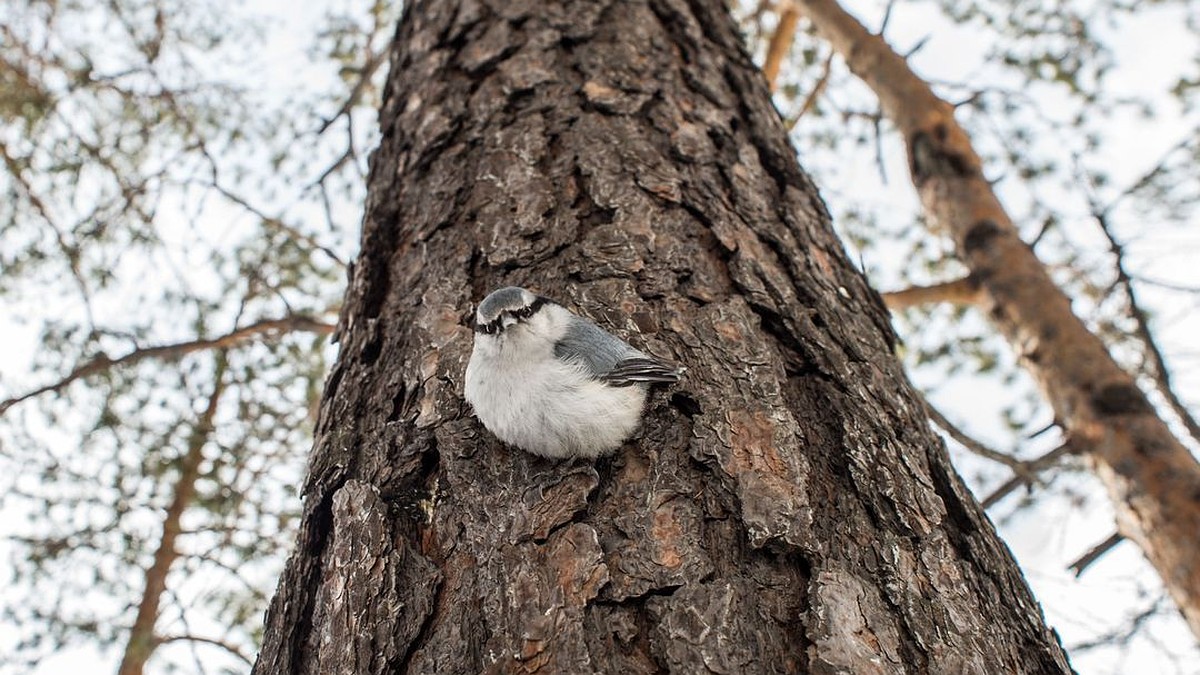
[254,1,1072,672]
[795,0,1200,638]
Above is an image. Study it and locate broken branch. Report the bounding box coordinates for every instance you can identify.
[882,276,982,310]
[1068,531,1126,577]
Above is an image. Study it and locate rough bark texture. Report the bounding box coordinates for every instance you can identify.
[253,1,1073,672]
[796,0,1200,638]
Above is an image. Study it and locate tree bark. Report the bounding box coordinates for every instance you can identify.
[254,0,1073,672]
[795,0,1200,638]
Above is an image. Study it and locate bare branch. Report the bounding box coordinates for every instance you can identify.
[306,143,358,193]
[921,394,1039,481]
[1104,136,1195,214]
[794,51,834,120]
[0,315,334,415]
[882,276,982,310]
[1068,596,1166,653]
[872,106,888,183]
[140,67,348,270]
[155,634,254,666]
[981,442,1073,509]
[878,0,898,34]
[762,2,801,91]
[211,183,348,269]
[0,139,97,329]
[1027,215,1056,249]
[1095,212,1200,446]
[1068,532,1126,577]
[1129,274,1200,294]
[315,46,388,135]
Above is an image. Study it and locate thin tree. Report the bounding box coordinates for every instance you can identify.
[254,0,1072,671]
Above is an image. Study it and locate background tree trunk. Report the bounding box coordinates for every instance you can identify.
[254,0,1073,672]
[794,0,1200,637]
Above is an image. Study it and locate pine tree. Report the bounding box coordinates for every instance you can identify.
[254,1,1073,671]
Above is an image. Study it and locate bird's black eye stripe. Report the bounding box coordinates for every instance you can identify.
[474,296,550,334]
[509,298,548,321]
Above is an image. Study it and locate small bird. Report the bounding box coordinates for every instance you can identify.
[464,286,680,458]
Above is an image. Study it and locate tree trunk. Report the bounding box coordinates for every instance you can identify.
[253,1,1073,672]
[119,358,226,675]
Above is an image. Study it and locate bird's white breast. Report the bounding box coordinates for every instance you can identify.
[464,313,647,458]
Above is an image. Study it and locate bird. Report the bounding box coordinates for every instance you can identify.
[464,286,680,458]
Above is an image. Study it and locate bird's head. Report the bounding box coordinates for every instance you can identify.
[474,286,552,339]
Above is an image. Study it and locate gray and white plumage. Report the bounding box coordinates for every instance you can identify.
[464,286,679,458]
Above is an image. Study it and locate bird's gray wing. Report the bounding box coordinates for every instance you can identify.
[554,318,679,387]
[601,357,680,386]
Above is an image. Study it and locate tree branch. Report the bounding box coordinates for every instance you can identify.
[1128,274,1200,294]
[882,276,982,310]
[1068,531,1126,577]
[980,442,1073,509]
[155,634,255,666]
[315,46,387,135]
[922,394,1037,481]
[146,72,348,270]
[794,51,834,120]
[1094,212,1200,447]
[1068,596,1165,653]
[1103,136,1195,214]
[762,1,801,91]
[0,315,334,415]
[0,138,98,330]
[212,183,347,268]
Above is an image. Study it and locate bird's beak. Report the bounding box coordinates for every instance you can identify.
[501,315,519,329]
